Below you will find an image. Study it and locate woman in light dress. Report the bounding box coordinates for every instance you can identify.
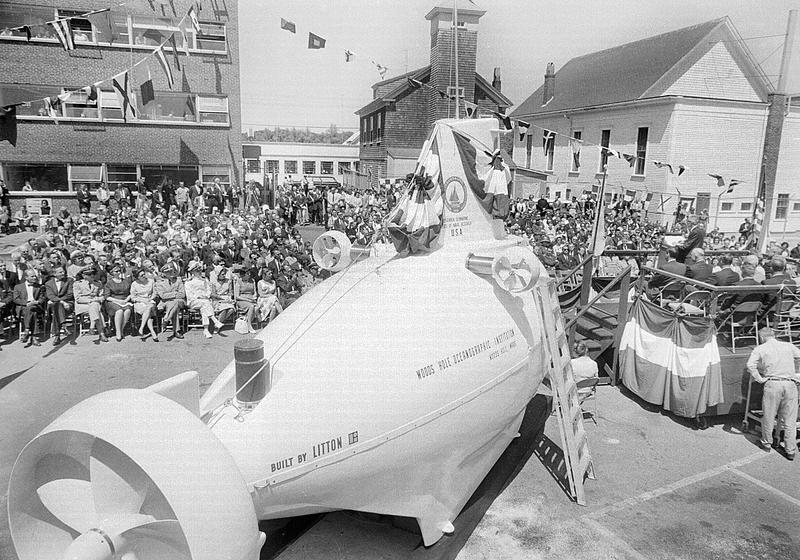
[256,268,282,324]
[130,267,159,342]
[211,267,237,327]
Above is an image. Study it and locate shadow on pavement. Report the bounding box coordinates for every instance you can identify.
[0,366,32,390]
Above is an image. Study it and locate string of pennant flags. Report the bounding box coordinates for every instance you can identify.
[485,110,746,192]
[0,2,213,146]
[279,17,391,80]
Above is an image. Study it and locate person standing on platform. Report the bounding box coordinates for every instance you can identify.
[675,214,706,263]
[746,326,800,460]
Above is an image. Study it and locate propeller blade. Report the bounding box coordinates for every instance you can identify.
[90,440,149,519]
[37,478,96,534]
[496,268,512,282]
[14,491,79,560]
[321,254,339,268]
[122,520,190,560]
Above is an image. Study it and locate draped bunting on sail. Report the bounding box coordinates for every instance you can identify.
[386,136,443,254]
[452,131,511,219]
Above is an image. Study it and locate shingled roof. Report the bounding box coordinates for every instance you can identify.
[511,18,769,118]
[356,65,511,116]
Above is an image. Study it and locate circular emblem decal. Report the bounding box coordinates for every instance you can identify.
[443,176,467,214]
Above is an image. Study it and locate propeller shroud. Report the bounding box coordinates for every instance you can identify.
[8,389,265,560]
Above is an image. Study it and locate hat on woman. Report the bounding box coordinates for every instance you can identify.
[187,260,203,273]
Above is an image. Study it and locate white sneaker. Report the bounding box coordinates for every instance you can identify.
[204,329,212,339]
[213,318,224,328]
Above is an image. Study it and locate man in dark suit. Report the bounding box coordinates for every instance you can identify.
[675,214,707,263]
[763,257,794,287]
[0,260,17,324]
[13,269,46,345]
[648,246,687,300]
[44,266,74,345]
[711,254,741,287]
[685,248,716,285]
[762,256,795,315]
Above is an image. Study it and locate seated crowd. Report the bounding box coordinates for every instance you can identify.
[0,180,334,347]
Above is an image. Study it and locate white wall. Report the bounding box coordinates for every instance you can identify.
[242,142,360,185]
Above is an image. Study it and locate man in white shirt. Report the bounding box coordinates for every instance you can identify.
[570,341,598,383]
[746,327,800,459]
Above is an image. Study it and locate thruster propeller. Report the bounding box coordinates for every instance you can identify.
[491,246,540,293]
[9,389,265,560]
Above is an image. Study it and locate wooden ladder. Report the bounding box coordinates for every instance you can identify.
[536,279,596,505]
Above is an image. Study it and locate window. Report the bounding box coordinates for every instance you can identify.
[106,165,138,192]
[371,114,377,143]
[284,160,298,175]
[635,127,648,175]
[2,163,68,191]
[776,193,789,219]
[338,161,351,174]
[7,84,61,117]
[141,165,199,190]
[793,203,800,212]
[61,89,99,119]
[0,6,57,41]
[197,96,228,124]
[446,86,465,99]
[362,116,372,145]
[69,164,103,191]
[321,161,334,174]
[131,14,180,47]
[57,9,95,43]
[544,132,555,171]
[105,12,131,45]
[525,135,533,169]
[740,202,752,212]
[99,90,123,120]
[570,131,581,172]
[599,129,611,172]
[137,91,193,122]
[721,202,733,212]
[201,165,230,189]
[303,161,316,175]
[265,160,279,174]
[246,159,261,173]
[194,21,226,52]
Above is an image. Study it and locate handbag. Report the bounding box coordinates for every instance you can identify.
[234,316,249,334]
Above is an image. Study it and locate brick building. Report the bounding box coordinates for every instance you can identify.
[510,17,800,238]
[0,0,241,215]
[355,1,511,187]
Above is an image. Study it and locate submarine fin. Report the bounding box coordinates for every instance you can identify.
[416,510,454,546]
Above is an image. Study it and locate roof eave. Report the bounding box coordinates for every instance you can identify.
[475,73,513,108]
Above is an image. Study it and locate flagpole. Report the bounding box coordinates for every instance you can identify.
[590,165,607,256]
[453,0,460,119]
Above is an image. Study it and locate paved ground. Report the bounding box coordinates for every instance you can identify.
[1,227,798,559]
[1,326,798,560]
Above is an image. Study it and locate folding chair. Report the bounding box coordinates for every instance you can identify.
[718,300,761,353]
[667,289,712,316]
[658,280,684,306]
[576,377,599,424]
[766,289,800,342]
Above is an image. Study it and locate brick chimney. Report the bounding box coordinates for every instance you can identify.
[542,62,555,106]
[426,2,486,123]
[492,67,501,92]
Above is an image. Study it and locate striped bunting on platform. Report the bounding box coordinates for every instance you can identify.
[619,297,724,418]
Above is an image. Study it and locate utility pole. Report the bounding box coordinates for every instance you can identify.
[757,9,796,253]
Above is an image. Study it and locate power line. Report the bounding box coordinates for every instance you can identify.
[758,42,786,66]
